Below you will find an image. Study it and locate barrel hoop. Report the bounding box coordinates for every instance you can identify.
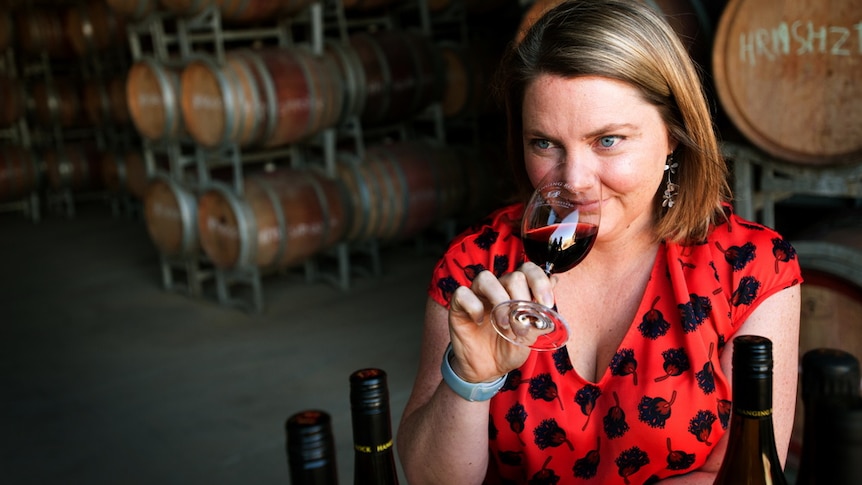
[338,154,372,240]
[164,174,199,255]
[327,40,366,121]
[96,80,113,124]
[305,169,332,247]
[198,54,238,148]
[257,176,289,271]
[233,50,278,147]
[794,240,862,289]
[232,51,270,144]
[292,49,320,136]
[209,180,257,269]
[372,151,408,239]
[362,34,392,123]
[147,58,180,137]
[391,153,412,238]
[406,33,440,114]
[115,154,129,191]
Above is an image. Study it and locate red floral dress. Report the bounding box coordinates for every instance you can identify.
[428,203,802,484]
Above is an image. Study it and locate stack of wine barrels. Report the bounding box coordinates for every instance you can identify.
[0,0,140,212]
[0,145,41,204]
[14,0,127,59]
[712,1,862,474]
[172,29,445,149]
[141,139,507,271]
[41,144,105,194]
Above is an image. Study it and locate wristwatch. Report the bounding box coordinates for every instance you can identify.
[440,343,507,402]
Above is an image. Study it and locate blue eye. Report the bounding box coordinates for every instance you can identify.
[599,136,617,148]
[535,139,551,149]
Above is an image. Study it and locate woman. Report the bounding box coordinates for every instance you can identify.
[396,0,802,483]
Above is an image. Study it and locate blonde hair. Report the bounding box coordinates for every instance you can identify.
[497,0,730,244]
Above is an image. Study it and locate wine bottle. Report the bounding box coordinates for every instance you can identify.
[796,348,862,485]
[349,368,400,485]
[713,335,787,485]
[821,404,862,484]
[286,409,339,485]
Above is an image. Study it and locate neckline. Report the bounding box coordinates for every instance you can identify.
[552,241,667,387]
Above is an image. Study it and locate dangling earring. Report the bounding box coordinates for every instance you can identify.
[662,154,678,208]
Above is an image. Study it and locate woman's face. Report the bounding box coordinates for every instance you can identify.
[521,74,676,243]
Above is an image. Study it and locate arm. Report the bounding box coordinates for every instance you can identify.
[397,265,550,484]
[395,299,492,485]
[658,284,801,483]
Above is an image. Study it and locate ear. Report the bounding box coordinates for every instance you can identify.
[667,136,679,155]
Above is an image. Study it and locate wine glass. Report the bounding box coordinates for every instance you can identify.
[490,165,601,351]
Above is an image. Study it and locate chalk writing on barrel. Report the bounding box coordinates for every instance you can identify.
[737,20,862,66]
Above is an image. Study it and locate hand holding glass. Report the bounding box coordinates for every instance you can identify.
[490,167,601,351]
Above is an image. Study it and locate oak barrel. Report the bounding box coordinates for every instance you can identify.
[42,144,101,192]
[0,73,25,128]
[127,58,186,141]
[342,0,401,11]
[144,174,200,257]
[180,47,344,149]
[335,141,470,241]
[196,167,349,270]
[0,145,41,202]
[106,0,160,19]
[161,0,316,23]
[325,40,366,123]
[348,30,443,125]
[84,75,131,126]
[100,149,150,199]
[438,42,500,119]
[788,211,862,467]
[713,0,862,165]
[15,9,74,58]
[65,0,127,57]
[31,79,84,128]
[220,0,317,22]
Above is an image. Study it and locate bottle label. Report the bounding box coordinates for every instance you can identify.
[735,407,772,418]
[354,439,393,453]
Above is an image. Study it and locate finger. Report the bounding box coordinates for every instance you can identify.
[449,285,488,326]
[469,270,516,308]
[512,262,556,308]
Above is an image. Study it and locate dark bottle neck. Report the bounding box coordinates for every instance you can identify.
[286,410,339,485]
[350,368,399,485]
[732,370,773,417]
[731,335,774,415]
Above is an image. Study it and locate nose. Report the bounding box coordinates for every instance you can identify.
[558,160,599,193]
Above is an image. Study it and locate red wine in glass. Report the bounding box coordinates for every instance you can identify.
[523,222,599,274]
[490,167,601,351]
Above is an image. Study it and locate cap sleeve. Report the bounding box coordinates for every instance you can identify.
[427,204,525,308]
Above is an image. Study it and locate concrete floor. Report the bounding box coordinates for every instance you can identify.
[1,199,441,484]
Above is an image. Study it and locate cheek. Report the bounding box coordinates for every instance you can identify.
[605,160,664,199]
[524,160,557,189]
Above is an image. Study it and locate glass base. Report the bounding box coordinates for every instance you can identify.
[490,300,570,351]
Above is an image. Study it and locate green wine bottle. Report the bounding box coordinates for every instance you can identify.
[713,335,787,485]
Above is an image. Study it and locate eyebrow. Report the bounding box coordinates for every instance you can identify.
[582,123,639,139]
